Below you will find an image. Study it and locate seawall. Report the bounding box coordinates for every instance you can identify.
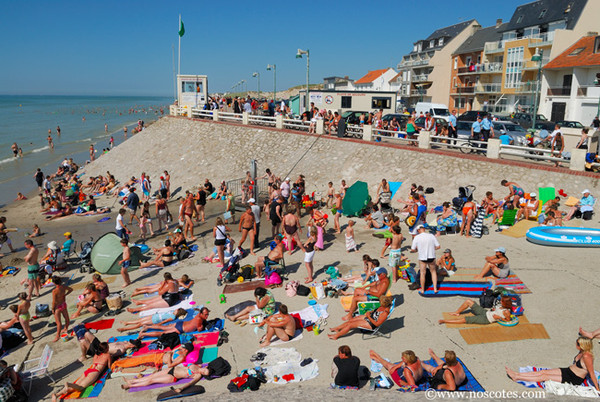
[82,117,599,203]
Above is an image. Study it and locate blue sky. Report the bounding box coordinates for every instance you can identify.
[1,0,528,96]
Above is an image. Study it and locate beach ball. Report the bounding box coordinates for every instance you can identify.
[406,216,416,227]
[237,276,244,283]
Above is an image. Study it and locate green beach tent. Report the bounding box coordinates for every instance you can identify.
[342,181,371,217]
[90,233,145,275]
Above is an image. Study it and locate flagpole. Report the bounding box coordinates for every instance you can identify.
[172,44,177,102]
[178,14,181,77]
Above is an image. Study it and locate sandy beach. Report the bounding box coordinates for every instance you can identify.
[0,116,599,401]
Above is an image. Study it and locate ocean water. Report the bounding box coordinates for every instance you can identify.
[0,95,171,206]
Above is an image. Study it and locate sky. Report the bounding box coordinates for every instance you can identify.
[1,0,529,96]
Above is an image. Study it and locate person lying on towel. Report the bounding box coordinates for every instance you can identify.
[422,349,466,391]
[74,323,142,362]
[342,267,390,321]
[258,304,296,347]
[438,296,512,325]
[329,296,392,340]
[127,272,181,313]
[112,343,193,373]
[137,307,210,340]
[120,362,211,392]
[52,342,110,402]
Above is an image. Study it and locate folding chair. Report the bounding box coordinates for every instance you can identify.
[361,297,396,340]
[497,208,517,228]
[20,344,55,395]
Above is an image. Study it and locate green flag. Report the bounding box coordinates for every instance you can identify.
[178,20,185,37]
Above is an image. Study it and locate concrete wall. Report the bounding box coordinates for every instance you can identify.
[82,118,600,205]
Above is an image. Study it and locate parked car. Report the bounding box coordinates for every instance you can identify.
[341,111,368,125]
[455,120,532,146]
[556,120,584,129]
[510,112,555,131]
[415,116,447,134]
[457,110,487,121]
[382,114,409,130]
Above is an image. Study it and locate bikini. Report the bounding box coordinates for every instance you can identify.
[560,355,586,386]
[284,224,297,235]
[364,309,383,330]
[162,292,181,307]
[55,302,67,312]
[430,365,455,389]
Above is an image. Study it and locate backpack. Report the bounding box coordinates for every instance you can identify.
[479,289,496,308]
[240,265,254,280]
[207,357,231,378]
[285,280,299,297]
[178,248,191,261]
[154,332,180,350]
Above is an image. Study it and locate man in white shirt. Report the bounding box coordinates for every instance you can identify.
[249,198,261,249]
[410,225,441,294]
[280,178,291,202]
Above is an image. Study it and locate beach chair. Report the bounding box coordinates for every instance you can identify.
[64,240,78,263]
[20,344,55,395]
[497,208,517,228]
[361,297,396,340]
[529,187,555,221]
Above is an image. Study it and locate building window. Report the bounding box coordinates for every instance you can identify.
[539,9,547,18]
[569,47,585,56]
[454,57,458,69]
[466,56,472,66]
[453,77,457,88]
[505,46,524,89]
[516,15,523,24]
[371,97,391,109]
[454,98,466,108]
[341,96,352,109]
[429,40,434,48]
[477,55,481,64]
[594,36,600,54]
[182,81,203,93]
[413,44,418,52]
[439,38,444,46]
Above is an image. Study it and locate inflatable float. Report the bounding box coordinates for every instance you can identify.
[526,226,600,247]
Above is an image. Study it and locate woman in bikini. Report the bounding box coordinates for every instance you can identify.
[213,217,231,268]
[139,240,175,269]
[52,342,110,402]
[112,342,193,373]
[459,200,476,237]
[303,227,318,283]
[163,170,171,199]
[501,179,525,209]
[121,362,210,392]
[15,292,34,344]
[328,296,392,340]
[155,194,170,232]
[127,273,180,313]
[506,337,599,391]
[369,349,423,388]
[139,201,154,240]
[282,206,305,255]
[71,284,103,318]
[51,276,73,342]
[422,349,466,391]
[92,274,110,302]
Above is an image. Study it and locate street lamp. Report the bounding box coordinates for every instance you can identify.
[252,72,260,97]
[240,80,247,96]
[594,76,600,117]
[531,48,543,131]
[296,49,310,112]
[266,64,276,101]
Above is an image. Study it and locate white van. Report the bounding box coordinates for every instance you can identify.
[415,102,450,122]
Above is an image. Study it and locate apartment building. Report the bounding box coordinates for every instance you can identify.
[397,20,479,108]
[540,33,600,124]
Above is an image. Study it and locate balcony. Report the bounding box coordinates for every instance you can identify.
[413,74,431,82]
[475,83,502,94]
[410,89,429,96]
[513,82,537,93]
[450,86,475,95]
[484,40,505,54]
[523,58,550,70]
[575,85,600,97]
[457,62,503,75]
[527,31,555,47]
[547,86,572,96]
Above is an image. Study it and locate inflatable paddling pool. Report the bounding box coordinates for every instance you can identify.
[526,226,600,247]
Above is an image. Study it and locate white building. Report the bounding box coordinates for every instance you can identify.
[352,68,398,92]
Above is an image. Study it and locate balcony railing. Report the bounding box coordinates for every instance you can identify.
[484,40,505,53]
[414,74,430,82]
[523,58,550,70]
[547,86,572,96]
[513,82,537,93]
[411,89,428,96]
[457,62,503,75]
[475,83,502,93]
[451,86,475,94]
[528,31,555,46]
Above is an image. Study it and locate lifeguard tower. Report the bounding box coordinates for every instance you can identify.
[173,74,208,115]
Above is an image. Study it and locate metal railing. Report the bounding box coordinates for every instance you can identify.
[373,129,416,145]
[457,62,503,74]
[546,87,572,96]
[248,114,276,127]
[475,83,502,93]
[451,86,475,94]
[484,40,505,53]
[190,109,213,119]
[219,111,243,122]
[283,118,310,131]
[430,135,487,153]
[499,144,570,164]
[414,74,430,82]
[225,177,270,205]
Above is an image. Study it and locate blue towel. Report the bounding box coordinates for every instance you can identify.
[396,357,484,392]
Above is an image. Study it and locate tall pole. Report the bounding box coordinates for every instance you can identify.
[274,65,276,101]
[532,49,543,131]
[306,50,310,111]
[178,14,181,77]
[172,44,177,102]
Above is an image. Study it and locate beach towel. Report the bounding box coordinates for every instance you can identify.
[442,313,530,329]
[0,266,20,277]
[84,318,115,331]
[388,182,403,200]
[501,219,538,238]
[291,304,329,326]
[470,208,486,238]
[97,217,111,223]
[396,358,485,393]
[140,261,180,272]
[138,295,194,317]
[516,366,600,392]
[131,332,219,356]
[262,328,304,346]
[108,319,224,343]
[419,281,492,297]
[450,268,532,294]
[459,323,549,344]
[263,359,319,384]
[63,369,110,399]
[223,279,266,294]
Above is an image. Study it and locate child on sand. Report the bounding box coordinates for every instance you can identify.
[139,201,154,240]
[28,224,41,238]
[345,220,357,252]
[326,182,334,208]
[16,292,34,344]
[118,239,131,287]
[51,276,73,342]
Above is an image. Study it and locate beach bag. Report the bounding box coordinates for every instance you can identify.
[207,357,231,378]
[296,284,311,296]
[240,265,254,280]
[479,289,496,308]
[155,332,180,350]
[35,304,51,317]
[178,248,191,261]
[286,280,299,297]
[264,271,282,287]
[311,282,325,300]
[249,310,264,325]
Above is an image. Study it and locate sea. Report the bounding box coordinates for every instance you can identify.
[0,95,171,207]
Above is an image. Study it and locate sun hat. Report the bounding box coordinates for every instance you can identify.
[63,232,71,237]
[495,247,506,254]
[48,241,58,250]
[530,192,537,197]
[248,198,256,203]
[582,189,591,194]
[376,267,388,276]
[444,248,451,253]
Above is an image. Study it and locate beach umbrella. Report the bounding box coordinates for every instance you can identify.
[342,181,371,217]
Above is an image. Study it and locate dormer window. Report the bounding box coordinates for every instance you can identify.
[594,36,600,54]
[439,38,444,46]
[413,44,418,52]
[430,40,435,48]
[516,15,523,24]
[539,9,547,18]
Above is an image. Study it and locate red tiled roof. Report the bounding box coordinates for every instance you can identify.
[354,69,389,84]
[544,35,600,69]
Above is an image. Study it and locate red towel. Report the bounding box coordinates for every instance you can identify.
[84,318,115,331]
